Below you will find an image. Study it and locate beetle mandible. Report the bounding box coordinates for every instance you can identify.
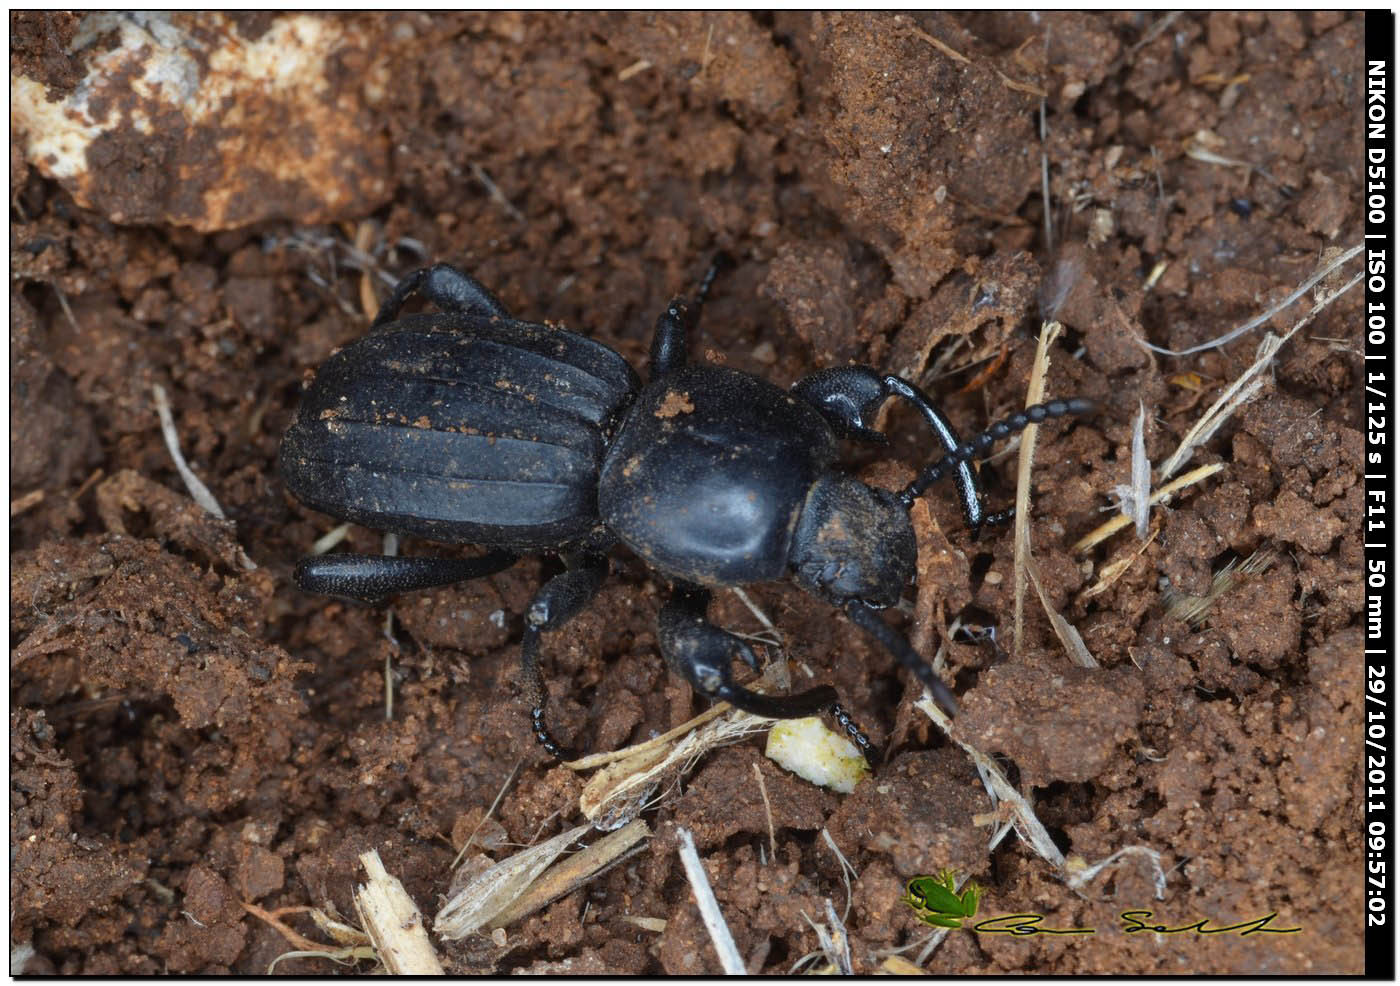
[279,261,1094,762]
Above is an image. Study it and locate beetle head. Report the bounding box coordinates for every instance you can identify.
[791,474,916,609]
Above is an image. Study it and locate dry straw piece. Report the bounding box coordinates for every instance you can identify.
[353,850,443,975]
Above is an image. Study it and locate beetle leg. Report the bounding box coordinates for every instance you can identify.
[845,600,959,718]
[790,368,986,534]
[790,365,891,444]
[372,263,511,328]
[519,556,608,759]
[658,584,879,765]
[294,550,518,604]
[647,254,732,381]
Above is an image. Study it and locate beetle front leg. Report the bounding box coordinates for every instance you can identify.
[372,263,511,328]
[658,584,878,764]
[791,367,986,535]
[519,556,608,759]
[294,550,519,604]
[845,600,959,718]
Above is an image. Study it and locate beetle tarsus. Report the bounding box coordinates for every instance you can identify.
[830,702,880,767]
[520,557,608,758]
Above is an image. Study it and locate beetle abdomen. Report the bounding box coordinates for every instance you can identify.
[281,314,638,548]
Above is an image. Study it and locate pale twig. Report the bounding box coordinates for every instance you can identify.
[353,850,444,975]
[1012,321,1061,654]
[469,163,525,222]
[310,522,352,555]
[1073,463,1224,553]
[1079,524,1160,600]
[1109,401,1151,538]
[1065,845,1168,900]
[730,586,780,636]
[676,826,746,974]
[752,762,777,860]
[152,384,226,520]
[1141,243,1361,356]
[436,824,589,939]
[486,819,650,929]
[453,757,524,869]
[1125,11,1182,59]
[820,827,859,924]
[1024,554,1099,668]
[804,899,853,976]
[916,695,1066,868]
[1158,269,1361,478]
[907,23,970,63]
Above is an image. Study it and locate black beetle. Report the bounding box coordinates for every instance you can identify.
[280,261,1093,761]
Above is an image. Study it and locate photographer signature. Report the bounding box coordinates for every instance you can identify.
[970,911,1301,937]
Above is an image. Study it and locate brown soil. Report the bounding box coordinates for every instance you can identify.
[11,11,1365,974]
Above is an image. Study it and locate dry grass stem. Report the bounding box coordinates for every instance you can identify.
[1159,268,1360,479]
[1142,242,1361,357]
[469,162,525,222]
[907,23,969,63]
[1065,846,1168,900]
[995,68,1047,98]
[487,819,650,929]
[564,702,730,772]
[752,762,778,859]
[820,827,860,923]
[1110,401,1152,538]
[243,902,376,972]
[152,383,257,570]
[11,488,45,517]
[353,850,443,975]
[915,695,1066,868]
[1024,554,1099,668]
[1012,320,1061,654]
[617,58,652,81]
[574,662,793,829]
[676,826,746,974]
[730,585,780,635]
[453,757,524,869]
[1079,524,1160,600]
[436,823,589,940]
[882,955,932,974]
[1073,463,1225,553]
[152,383,225,521]
[309,521,352,555]
[309,907,371,947]
[804,899,853,975]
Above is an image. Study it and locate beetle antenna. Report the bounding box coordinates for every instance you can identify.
[897,397,1096,507]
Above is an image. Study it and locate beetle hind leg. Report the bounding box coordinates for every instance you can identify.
[647,254,732,380]
[294,550,518,604]
[372,263,511,328]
